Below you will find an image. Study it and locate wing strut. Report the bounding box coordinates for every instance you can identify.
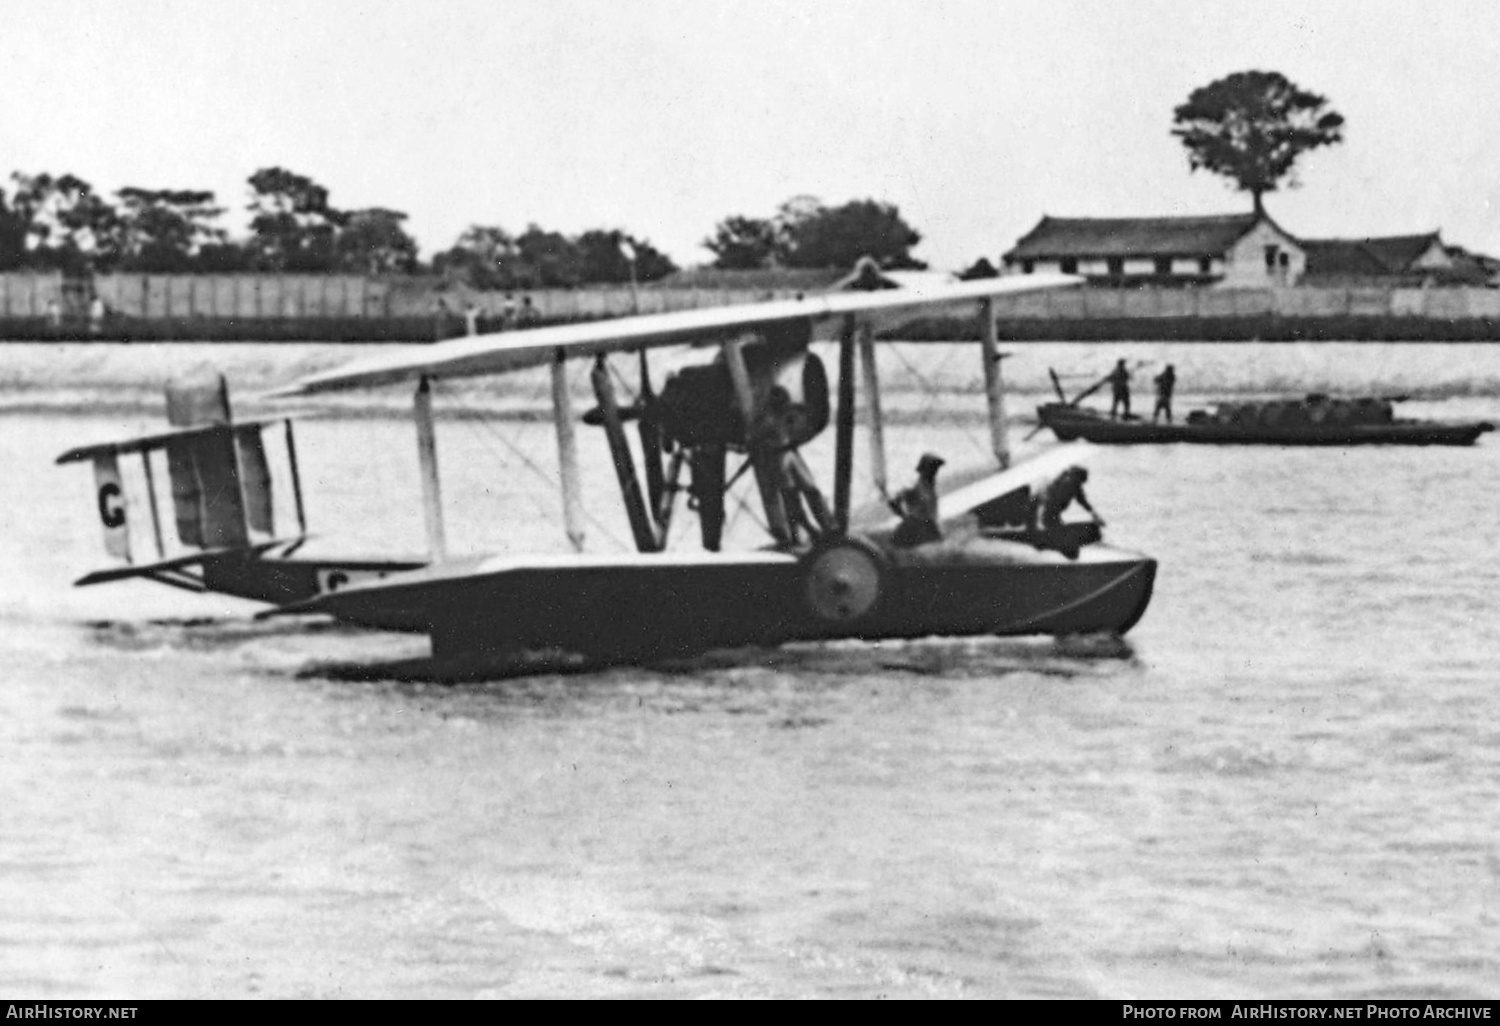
[858,323,887,499]
[833,314,858,533]
[979,297,1011,469]
[637,349,667,523]
[550,349,586,552]
[414,375,448,562]
[590,356,660,552]
[140,449,167,559]
[285,420,308,536]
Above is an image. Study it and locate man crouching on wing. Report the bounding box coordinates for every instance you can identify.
[1031,466,1105,559]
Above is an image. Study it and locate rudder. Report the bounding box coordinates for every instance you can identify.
[163,371,255,549]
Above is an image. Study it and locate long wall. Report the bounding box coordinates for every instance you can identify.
[2,273,1500,341]
[0,272,789,321]
[979,285,1500,342]
[986,285,1500,320]
[0,272,799,341]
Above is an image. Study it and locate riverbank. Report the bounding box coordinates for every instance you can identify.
[8,339,1500,429]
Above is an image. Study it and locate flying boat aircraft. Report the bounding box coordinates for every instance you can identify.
[61,263,1157,663]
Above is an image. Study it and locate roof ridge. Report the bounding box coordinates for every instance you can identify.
[1039,213,1256,224]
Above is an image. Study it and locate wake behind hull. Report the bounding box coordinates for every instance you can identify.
[284,541,1157,661]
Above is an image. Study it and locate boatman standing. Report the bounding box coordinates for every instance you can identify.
[1153,364,1176,423]
[1108,359,1132,420]
[889,453,944,548]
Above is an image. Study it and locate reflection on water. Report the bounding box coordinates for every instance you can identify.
[3,342,1500,997]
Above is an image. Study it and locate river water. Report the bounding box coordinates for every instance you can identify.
[2,340,1498,999]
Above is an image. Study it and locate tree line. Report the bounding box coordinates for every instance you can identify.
[0,167,928,286]
[0,70,1346,286]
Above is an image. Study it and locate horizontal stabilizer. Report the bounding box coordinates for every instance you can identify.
[56,417,296,465]
[268,273,1081,396]
[74,537,304,587]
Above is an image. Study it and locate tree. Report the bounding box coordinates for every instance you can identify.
[191,242,254,272]
[703,215,779,270]
[9,172,124,272]
[575,229,676,283]
[777,198,925,270]
[435,224,676,288]
[245,166,347,271]
[1171,70,1344,214]
[0,188,26,270]
[432,225,522,289]
[514,224,583,288]
[115,187,226,272]
[336,207,419,274]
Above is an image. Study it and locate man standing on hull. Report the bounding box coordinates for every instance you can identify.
[1153,364,1176,423]
[1108,359,1132,420]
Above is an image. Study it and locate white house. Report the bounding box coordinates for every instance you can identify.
[1001,213,1306,287]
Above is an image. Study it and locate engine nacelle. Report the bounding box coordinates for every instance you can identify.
[657,344,830,452]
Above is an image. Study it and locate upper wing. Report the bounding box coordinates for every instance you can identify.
[269,273,1079,397]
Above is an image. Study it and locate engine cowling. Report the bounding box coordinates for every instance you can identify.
[656,344,830,452]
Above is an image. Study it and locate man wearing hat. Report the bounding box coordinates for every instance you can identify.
[889,453,945,547]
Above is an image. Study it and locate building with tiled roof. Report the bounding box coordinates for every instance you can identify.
[1449,247,1500,286]
[1001,213,1305,287]
[1301,232,1493,286]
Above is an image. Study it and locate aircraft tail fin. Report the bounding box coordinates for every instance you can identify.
[166,369,232,428]
[59,370,302,576]
[163,371,264,549]
[235,429,275,535]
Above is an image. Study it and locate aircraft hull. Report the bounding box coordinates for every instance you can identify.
[282,540,1156,662]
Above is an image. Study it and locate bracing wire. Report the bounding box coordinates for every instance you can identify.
[886,342,992,462]
[432,381,632,552]
[606,355,639,404]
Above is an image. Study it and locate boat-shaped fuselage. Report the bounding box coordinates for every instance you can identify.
[278,534,1157,661]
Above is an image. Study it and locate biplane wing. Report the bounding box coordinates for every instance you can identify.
[269,273,1079,396]
[262,269,1087,566]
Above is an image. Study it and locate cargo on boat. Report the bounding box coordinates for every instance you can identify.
[1037,393,1494,446]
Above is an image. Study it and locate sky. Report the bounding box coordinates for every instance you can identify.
[5,0,1500,271]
